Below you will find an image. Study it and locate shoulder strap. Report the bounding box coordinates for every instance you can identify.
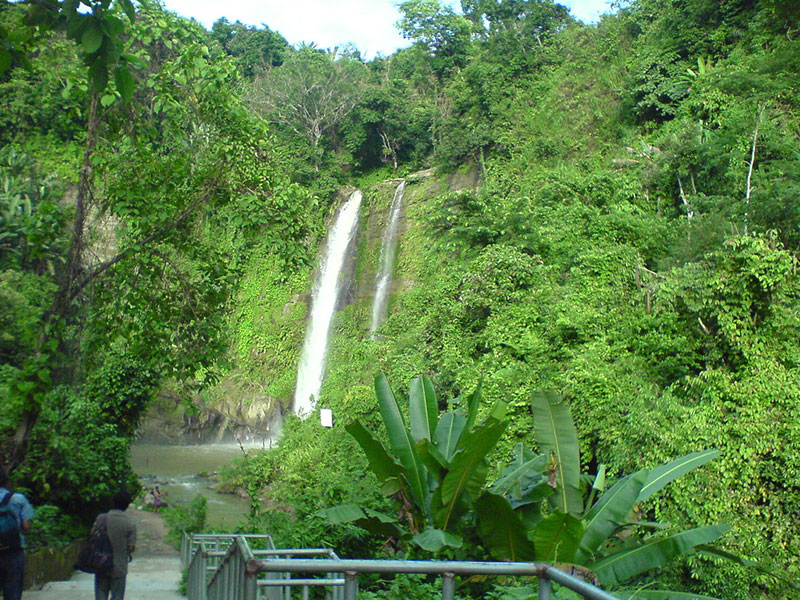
[0,492,12,508]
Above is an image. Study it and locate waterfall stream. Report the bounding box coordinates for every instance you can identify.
[370,181,405,337]
[293,190,362,417]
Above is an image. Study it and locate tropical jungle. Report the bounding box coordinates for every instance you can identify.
[1,0,799,598]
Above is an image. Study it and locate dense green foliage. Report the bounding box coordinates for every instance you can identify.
[2,0,799,598]
[327,375,741,597]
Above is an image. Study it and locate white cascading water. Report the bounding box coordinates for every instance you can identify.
[370,181,405,337]
[293,190,363,417]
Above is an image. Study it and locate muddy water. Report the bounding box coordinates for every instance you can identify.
[131,444,252,530]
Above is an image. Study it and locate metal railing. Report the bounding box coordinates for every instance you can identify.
[183,533,622,600]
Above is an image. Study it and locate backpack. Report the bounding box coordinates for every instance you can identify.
[0,491,22,554]
[75,516,114,575]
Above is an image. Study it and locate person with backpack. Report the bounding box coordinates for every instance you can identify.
[92,489,136,600]
[0,467,34,600]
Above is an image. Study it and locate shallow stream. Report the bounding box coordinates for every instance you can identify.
[131,444,252,530]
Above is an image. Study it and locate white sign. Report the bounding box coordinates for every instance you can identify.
[320,409,334,428]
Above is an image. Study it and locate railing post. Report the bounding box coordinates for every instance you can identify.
[344,570,359,600]
[442,572,456,600]
[538,576,552,600]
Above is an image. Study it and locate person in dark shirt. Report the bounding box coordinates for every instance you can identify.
[92,489,137,600]
[0,467,34,600]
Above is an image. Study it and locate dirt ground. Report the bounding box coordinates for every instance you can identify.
[128,507,177,556]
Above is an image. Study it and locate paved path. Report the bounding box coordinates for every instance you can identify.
[24,509,184,600]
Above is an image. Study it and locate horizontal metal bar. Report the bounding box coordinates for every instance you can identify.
[541,566,620,600]
[192,534,274,539]
[248,559,621,599]
[251,559,549,576]
[253,549,339,557]
[257,579,345,587]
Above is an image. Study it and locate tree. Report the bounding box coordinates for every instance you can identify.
[461,0,572,52]
[0,1,315,475]
[397,0,472,76]
[246,46,366,167]
[210,18,288,78]
[0,0,138,471]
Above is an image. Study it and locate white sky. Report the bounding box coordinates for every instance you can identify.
[160,0,616,59]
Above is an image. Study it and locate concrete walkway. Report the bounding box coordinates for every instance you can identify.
[24,509,183,600]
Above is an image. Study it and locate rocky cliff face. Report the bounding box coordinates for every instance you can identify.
[137,167,480,442]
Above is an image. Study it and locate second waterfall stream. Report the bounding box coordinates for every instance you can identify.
[293,190,362,417]
[370,180,405,337]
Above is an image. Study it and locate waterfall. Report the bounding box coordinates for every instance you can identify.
[370,181,405,337]
[293,190,363,417]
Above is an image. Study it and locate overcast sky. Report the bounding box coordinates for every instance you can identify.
[160,0,616,59]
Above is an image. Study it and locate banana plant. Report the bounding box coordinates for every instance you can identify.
[322,373,508,551]
[476,390,738,598]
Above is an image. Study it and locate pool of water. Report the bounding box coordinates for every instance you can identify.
[130,444,253,530]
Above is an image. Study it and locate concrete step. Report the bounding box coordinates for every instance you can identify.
[24,556,184,600]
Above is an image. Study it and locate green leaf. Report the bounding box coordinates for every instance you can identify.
[82,24,104,54]
[119,0,136,23]
[412,528,462,551]
[0,49,11,76]
[584,464,606,513]
[114,66,135,102]
[433,410,466,461]
[409,375,437,442]
[375,373,428,510]
[17,381,36,394]
[100,94,116,107]
[65,13,89,39]
[533,510,584,562]
[319,505,404,539]
[121,53,147,68]
[694,545,757,567]
[576,469,648,563]
[487,399,508,422]
[476,493,536,561]
[320,503,366,524]
[416,439,447,482]
[7,28,31,44]
[590,525,731,585]
[345,420,404,485]
[88,62,109,91]
[637,450,721,503]
[439,420,506,527]
[532,391,582,515]
[491,445,548,496]
[464,378,482,430]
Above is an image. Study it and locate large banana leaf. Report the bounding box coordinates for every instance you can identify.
[589,524,731,585]
[490,443,548,497]
[346,420,405,485]
[531,391,583,515]
[320,504,405,539]
[476,492,536,561]
[433,410,466,461]
[431,485,470,531]
[614,591,721,599]
[464,379,482,430]
[637,450,721,503]
[412,528,463,551]
[533,510,584,562]
[375,373,429,511]
[416,438,447,482]
[409,375,438,443]
[575,469,648,563]
[694,544,757,567]
[439,420,507,528]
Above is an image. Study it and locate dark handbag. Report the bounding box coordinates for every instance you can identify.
[75,517,114,575]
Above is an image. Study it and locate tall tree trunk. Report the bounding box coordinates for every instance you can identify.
[3,91,100,472]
